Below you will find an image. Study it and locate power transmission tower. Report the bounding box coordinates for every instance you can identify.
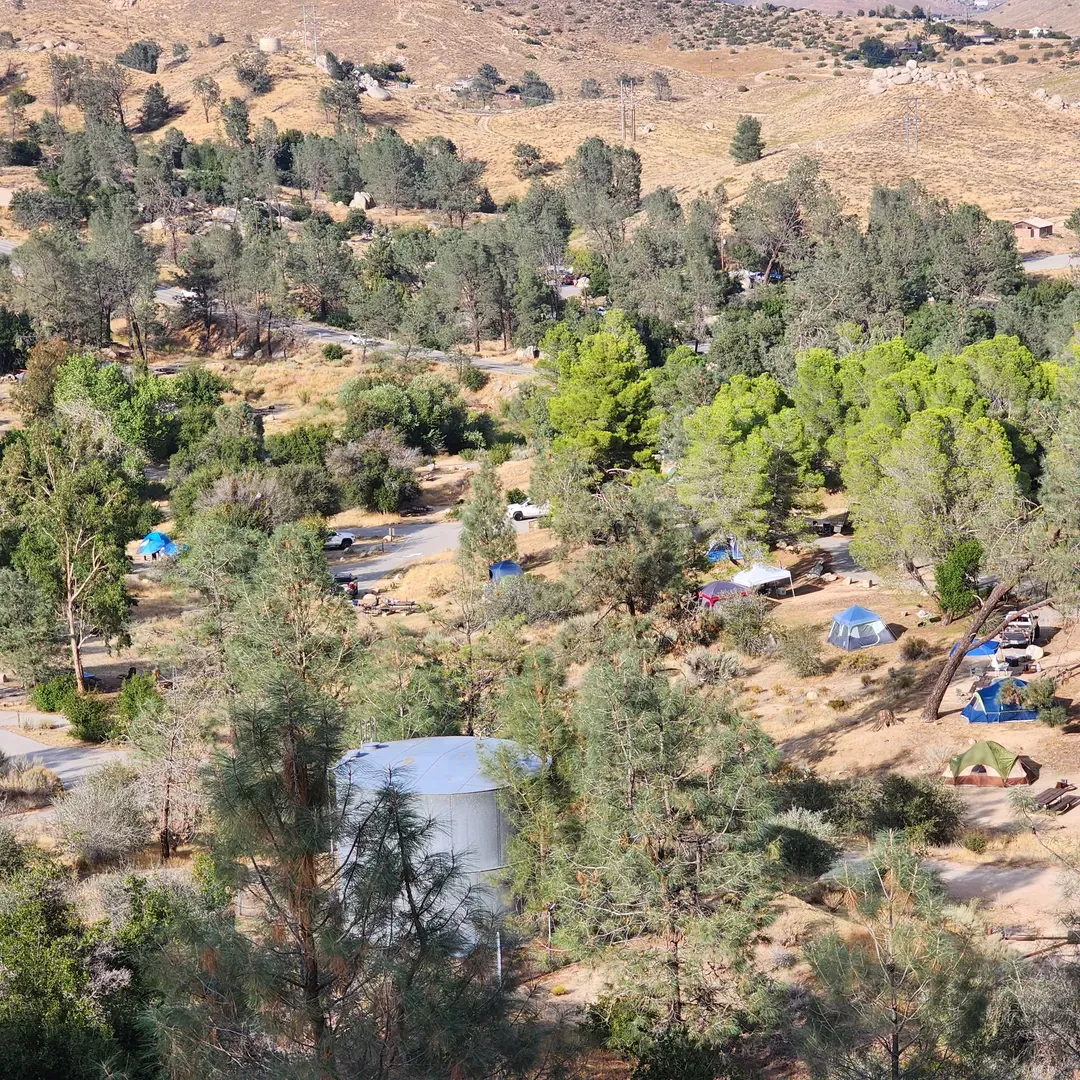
[902,97,920,157]
[300,2,319,60]
[618,79,637,144]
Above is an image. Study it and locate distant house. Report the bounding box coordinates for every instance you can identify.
[897,40,921,54]
[0,188,14,211]
[974,34,996,45]
[1013,217,1054,239]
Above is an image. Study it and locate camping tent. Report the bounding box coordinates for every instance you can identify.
[697,580,752,608]
[138,531,180,558]
[730,563,795,598]
[962,678,1038,724]
[489,560,524,583]
[706,537,743,564]
[827,605,896,651]
[942,740,1037,786]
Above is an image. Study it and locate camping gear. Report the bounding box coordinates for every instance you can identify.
[827,605,896,651]
[697,580,752,608]
[961,678,1039,724]
[138,531,180,558]
[942,740,1037,787]
[730,563,795,598]
[706,537,743,564]
[488,560,524,582]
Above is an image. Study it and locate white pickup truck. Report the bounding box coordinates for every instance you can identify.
[1000,612,1039,649]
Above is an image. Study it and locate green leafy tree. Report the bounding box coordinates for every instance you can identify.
[220,96,250,147]
[545,311,657,469]
[458,455,517,572]
[0,568,61,685]
[580,77,603,98]
[563,137,641,259]
[116,39,162,73]
[512,141,545,179]
[1,418,151,693]
[680,373,822,543]
[521,69,554,105]
[191,74,221,123]
[934,540,983,624]
[730,115,764,164]
[232,49,271,94]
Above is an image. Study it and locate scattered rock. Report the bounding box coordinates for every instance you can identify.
[358,72,391,100]
[703,121,715,131]
[867,80,887,96]
[1034,87,1048,100]
[24,42,43,52]
[1048,93,1065,111]
[642,123,654,133]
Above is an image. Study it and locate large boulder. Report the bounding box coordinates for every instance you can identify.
[891,71,913,85]
[349,190,374,209]
[358,72,391,100]
[867,80,887,95]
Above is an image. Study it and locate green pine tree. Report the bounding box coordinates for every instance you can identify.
[730,115,764,164]
[458,456,517,573]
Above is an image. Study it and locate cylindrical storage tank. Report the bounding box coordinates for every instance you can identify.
[335,736,538,917]
[258,36,282,53]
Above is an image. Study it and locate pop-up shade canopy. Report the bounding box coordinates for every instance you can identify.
[730,563,794,598]
[697,580,753,607]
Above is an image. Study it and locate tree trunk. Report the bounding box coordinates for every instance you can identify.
[922,579,1012,722]
[66,602,86,695]
[160,779,172,860]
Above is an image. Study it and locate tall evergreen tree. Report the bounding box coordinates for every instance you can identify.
[458,456,517,573]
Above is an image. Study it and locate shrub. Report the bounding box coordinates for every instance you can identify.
[117,673,161,729]
[117,39,163,73]
[506,487,527,505]
[30,672,76,713]
[778,625,826,677]
[841,651,880,672]
[717,596,773,656]
[234,50,271,94]
[1024,677,1068,727]
[53,764,149,866]
[961,830,988,854]
[0,822,26,876]
[63,692,117,743]
[685,647,744,686]
[207,31,225,46]
[899,635,931,661]
[484,575,577,625]
[17,764,62,796]
[322,343,345,361]
[768,807,841,876]
[343,207,369,235]
[460,363,489,391]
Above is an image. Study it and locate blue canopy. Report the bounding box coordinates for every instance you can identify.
[949,640,1000,660]
[828,606,896,651]
[138,531,180,557]
[962,678,1038,724]
[489,560,524,582]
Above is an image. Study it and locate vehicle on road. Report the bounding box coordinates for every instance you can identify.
[348,335,379,347]
[1001,612,1039,648]
[325,530,357,550]
[506,498,549,522]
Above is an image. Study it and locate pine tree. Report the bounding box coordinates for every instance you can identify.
[730,115,764,164]
[458,456,516,573]
[138,82,171,131]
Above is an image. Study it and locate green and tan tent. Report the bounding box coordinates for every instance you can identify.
[941,740,1037,787]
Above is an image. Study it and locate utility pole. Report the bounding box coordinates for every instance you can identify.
[619,81,626,143]
[630,78,636,142]
[618,80,637,144]
[312,1,319,61]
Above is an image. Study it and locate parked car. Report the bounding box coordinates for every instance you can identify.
[506,498,549,522]
[324,530,357,551]
[1000,612,1039,648]
[348,335,379,347]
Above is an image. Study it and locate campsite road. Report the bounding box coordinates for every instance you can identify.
[1023,253,1080,273]
[0,724,127,788]
[330,515,465,588]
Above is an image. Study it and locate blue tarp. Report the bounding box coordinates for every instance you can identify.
[962,679,1039,724]
[489,560,524,582]
[949,640,1000,659]
[138,531,180,557]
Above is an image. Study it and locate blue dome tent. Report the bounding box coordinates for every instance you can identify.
[962,678,1039,724]
[138,531,180,558]
[949,640,1000,660]
[488,560,524,582]
[827,605,896,651]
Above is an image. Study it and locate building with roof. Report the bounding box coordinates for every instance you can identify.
[1013,217,1054,239]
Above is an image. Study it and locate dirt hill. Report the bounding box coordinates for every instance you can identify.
[5,0,1080,221]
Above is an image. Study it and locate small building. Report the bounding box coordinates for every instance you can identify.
[1013,217,1054,239]
[974,34,996,45]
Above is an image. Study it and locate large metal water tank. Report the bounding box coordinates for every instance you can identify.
[335,736,538,915]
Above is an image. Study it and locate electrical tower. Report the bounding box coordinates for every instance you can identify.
[902,97,920,157]
[300,3,319,61]
[618,80,637,144]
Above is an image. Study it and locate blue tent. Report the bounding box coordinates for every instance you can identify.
[138,531,180,557]
[962,679,1039,724]
[489,560,524,582]
[827,605,896,651]
[706,537,743,564]
[949,640,1000,660]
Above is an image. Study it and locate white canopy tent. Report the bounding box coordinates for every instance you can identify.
[730,563,795,598]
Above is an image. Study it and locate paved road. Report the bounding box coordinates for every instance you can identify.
[0,724,126,788]
[330,515,465,588]
[1023,252,1080,272]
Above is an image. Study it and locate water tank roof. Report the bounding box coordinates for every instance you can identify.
[336,736,538,795]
